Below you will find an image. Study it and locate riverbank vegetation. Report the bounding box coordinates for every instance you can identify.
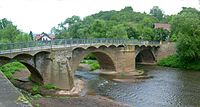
[158,7,200,71]
[81,53,100,71]
[81,60,100,71]
[157,55,200,71]
[0,62,26,78]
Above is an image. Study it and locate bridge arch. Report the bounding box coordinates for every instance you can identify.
[33,51,51,56]
[72,49,116,72]
[117,45,125,47]
[0,54,43,83]
[136,49,156,64]
[19,62,43,83]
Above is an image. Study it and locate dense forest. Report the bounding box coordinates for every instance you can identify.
[51,6,170,41]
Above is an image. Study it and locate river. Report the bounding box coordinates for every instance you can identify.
[75,65,200,107]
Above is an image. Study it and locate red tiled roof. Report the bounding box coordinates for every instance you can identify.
[154,23,170,31]
[35,33,55,40]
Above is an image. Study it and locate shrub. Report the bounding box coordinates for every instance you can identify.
[157,55,200,71]
[82,60,100,71]
[32,94,42,100]
[157,55,181,67]
[32,85,40,94]
[90,62,100,71]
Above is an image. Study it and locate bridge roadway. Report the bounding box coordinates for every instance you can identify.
[0,38,159,55]
[0,71,32,107]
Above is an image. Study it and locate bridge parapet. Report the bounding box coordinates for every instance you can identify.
[0,38,159,55]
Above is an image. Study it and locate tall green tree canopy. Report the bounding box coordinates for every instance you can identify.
[150,6,164,21]
[171,7,200,62]
[51,6,159,40]
[0,18,31,43]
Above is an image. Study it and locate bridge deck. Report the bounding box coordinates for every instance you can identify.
[0,38,160,55]
[0,72,32,107]
[0,43,159,56]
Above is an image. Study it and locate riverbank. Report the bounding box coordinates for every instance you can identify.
[11,69,130,107]
[157,55,200,71]
[1,62,148,107]
[31,95,128,107]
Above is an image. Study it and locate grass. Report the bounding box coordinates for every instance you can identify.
[31,83,57,95]
[81,60,100,71]
[32,84,40,94]
[32,94,42,100]
[0,62,26,79]
[43,84,57,89]
[157,55,200,71]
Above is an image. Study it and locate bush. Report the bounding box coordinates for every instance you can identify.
[157,55,182,68]
[32,94,42,100]
[32,85,40,94]
[81,60,100,71]
[90,62,100,71]
[157,55,200,71]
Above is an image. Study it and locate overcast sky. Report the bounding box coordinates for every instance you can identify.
[0,0,199,34]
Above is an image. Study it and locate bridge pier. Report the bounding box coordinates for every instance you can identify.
[116,45,135,72]
[44,49,74,90]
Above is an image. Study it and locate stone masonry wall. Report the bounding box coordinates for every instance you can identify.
[156,42,176,60]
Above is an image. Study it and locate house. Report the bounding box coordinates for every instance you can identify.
[153,23,170,31]
[35,32,55,41]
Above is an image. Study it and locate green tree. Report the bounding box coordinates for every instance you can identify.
[126,27,139,39]
[171,7,200,62]
[154,28,169,41]
[0,24,20,42]
[0,18,31,43]
[15,33,32,42]
[51,6,167,39]
[89,19,107,38]
[150,6,164,21]
[63,15,81,26]
[107,24,127,38]
[0,18,12,29]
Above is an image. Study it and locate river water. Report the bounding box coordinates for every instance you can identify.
[75,65,200,107]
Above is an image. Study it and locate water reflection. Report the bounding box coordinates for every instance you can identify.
[75,66,200,107]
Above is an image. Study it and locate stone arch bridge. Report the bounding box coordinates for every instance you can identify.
[0,39,159,90]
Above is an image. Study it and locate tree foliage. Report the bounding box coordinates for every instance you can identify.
[171,7,200,62]
[150,6,164,21]
[0,18,32,43]
[51,6,164,41]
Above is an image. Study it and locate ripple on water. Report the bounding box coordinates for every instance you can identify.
[76,66,200,107]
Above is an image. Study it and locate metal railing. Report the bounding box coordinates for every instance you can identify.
[0,38,159,54]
